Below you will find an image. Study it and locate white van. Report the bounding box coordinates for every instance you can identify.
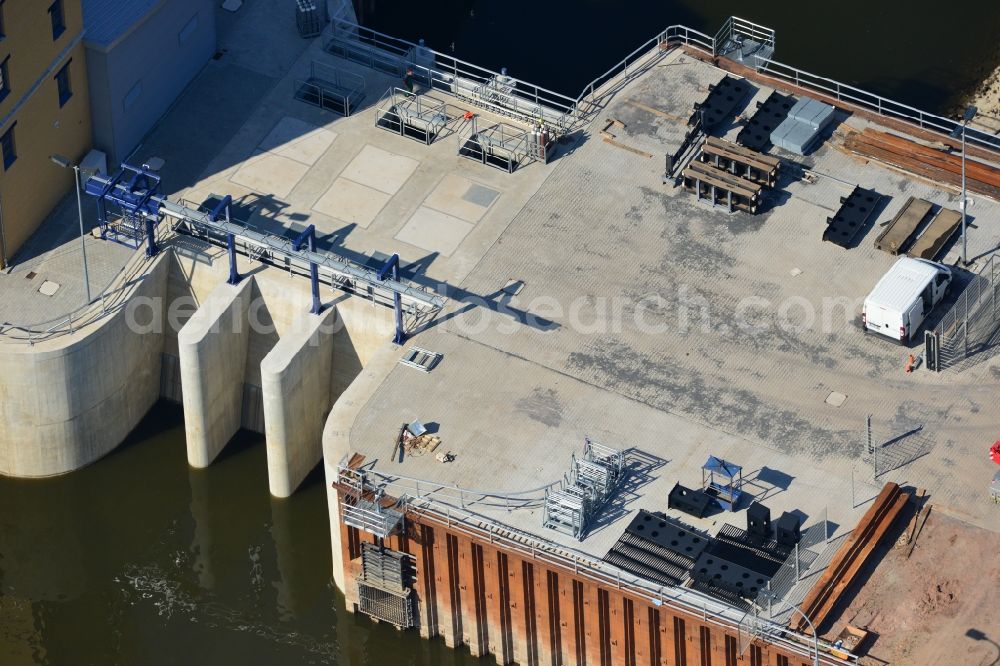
[862,257,952,344]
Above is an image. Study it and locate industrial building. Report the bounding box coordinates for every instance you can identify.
[83,0,215,166]
[0,0,91,269]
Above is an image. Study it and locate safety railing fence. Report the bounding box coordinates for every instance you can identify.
[927,253,1000,370]
[328,6,578,128]
[328,3,1000,156]
[715,16,775,52]
[328,7,1000,156]
[754,510,831,620]
[457,118,533,173]
[0,224,167,344]
[375,87,449,144]
[338,462,557,513]
[294,60,366,116]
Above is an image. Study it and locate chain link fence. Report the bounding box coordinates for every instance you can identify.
[926,253,1000,371]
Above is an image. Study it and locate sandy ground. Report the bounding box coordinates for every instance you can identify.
[969,65,1000,132]
[823,504,1000,665]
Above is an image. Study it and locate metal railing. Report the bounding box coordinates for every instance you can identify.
[457,118,534,173]
[294,60,366,116]
[326,5,1000,156]
[375,87,449,144]
[328,4,578,130]
[0,228,164,345]
[327,8,1000,156]
[927,254,1000,370]
[338,462,558,512]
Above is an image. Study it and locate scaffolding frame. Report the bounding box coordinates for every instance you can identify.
[375,87,449,145]
[339,466,405,538]
[543,437,626,540]
[294,61,365,116]
[458,118,533,173]
[713,17,775,70]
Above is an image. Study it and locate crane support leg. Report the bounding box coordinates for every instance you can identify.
[145,218,159,257]
[226,233,240,285]
[209,196,241,286]
[292,224,322,315]
[377,253,406,344]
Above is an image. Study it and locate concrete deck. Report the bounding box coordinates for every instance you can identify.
[3,0,997,595]
[336,47,1000,561]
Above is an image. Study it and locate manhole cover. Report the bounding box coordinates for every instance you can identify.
[462,183,500,208]
[38,280,60,296]
[825,391,847,407]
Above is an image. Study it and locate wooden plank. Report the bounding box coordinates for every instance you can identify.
[873,196,933,254]
[703,135,781,171]
[844,130,1000,200]
[683,161,762,199]
[907,207,962,259]
[602,135,654,158]
[906,504,932,559]
[794,483,909,633]
[863,129,1000,185]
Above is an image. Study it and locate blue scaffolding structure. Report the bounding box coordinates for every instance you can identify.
[83,163,443,342]
[701,455,743,511]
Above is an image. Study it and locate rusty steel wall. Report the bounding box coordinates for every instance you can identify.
[337,502,818,666]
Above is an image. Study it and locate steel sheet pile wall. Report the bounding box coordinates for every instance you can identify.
[334,489,846,665]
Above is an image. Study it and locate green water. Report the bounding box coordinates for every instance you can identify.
[0,403,486,665]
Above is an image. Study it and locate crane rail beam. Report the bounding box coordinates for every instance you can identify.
[84,169,444,312]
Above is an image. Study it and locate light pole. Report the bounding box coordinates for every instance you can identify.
[949,105,977,266]
[49,154,91,304]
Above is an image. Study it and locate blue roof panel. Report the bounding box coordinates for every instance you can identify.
[83,0,161,48]
[702,455,742,478]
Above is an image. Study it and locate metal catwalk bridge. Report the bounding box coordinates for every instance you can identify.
[84,162,445,343]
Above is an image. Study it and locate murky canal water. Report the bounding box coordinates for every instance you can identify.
[0,403,486,665]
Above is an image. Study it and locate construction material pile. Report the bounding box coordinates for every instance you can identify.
[843,128,1000,200]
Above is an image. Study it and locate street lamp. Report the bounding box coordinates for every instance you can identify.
[949,105,977,266]
[49,154,91,304]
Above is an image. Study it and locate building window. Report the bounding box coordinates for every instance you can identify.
[49,0,65,40]
[1,122,16,170]
[0,56,9,102]
[55,60,71,107]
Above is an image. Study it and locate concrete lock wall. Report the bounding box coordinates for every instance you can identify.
[0,254,169,477]
[261,308,336,498]
[0,241,398,488]
[322,342,403,591]
[178,278,254,468]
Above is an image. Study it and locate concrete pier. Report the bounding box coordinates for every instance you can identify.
[261,308,335,498]
[0,254,169,477]
[321,342,401,593]
[178,279,253,468]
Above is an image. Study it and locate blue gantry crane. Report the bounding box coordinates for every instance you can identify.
[83,163,442,343]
